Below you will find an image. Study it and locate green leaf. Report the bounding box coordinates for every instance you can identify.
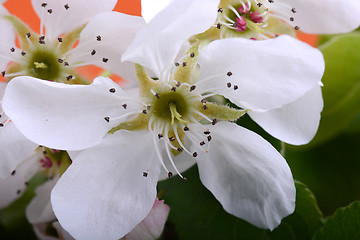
[269,181,323,240]
[158,166,323,240]
[313,201,360,240]
[310,33,360,146]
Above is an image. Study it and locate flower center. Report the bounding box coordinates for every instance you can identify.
[220,0,267,34]
[215,0,300,39]
[26,48,62,80]
[151,91,189,124]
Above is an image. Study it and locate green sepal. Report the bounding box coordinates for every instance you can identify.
[135,64,158,98]
[109,113,149,133]
[173,42,201,84]
[190,27,220,45]
[58,152,72,176]
[5,63,22,82]
[66,71,91,85]
[4,15,39,50]
[196,101,247,121]
[58,25,85,55]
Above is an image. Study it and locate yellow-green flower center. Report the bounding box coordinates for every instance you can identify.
[151,91,189,124]
[27,48,62,80]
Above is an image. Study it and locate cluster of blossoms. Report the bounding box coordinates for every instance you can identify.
[0,0,360,239]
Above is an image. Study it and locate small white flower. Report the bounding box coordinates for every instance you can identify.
[0,0,144,177]
[141,0,360,40]
[0,0,144,83]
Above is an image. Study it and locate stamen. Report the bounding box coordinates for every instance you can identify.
[149,123,171,174]
[173,125,192,155]
[164,138,186,179]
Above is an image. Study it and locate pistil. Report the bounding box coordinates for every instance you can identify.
[34,62,48,69]
[169,102,188,125]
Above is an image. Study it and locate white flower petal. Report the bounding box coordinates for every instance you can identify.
[31,0,117,40]
[0,18,15,72]
[26,176,58,224]
[197,122,295,230]
[249,85,323,145]
[122,0,220,77]
[141,0,172,23]
[197,35,325,111]
[1,83,38,178]
[275,0,360,34]
[0,153,39,209]
[0,122,38,178]
[3,76,140,150]
[67,12,146,82]
[51,130,161,240]
[124,199,170,240]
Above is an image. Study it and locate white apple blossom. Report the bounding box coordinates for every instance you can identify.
[0,0,145,83]
[142,0,360,40]
[0,0,144,183]
[2,0,325,238]
[3,27,324,240]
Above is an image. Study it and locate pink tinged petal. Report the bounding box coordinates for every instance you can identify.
[0,154,40,209]
[197,122,295,230]
[249,85,323,145]
[67,12,146,82]
[124,199,170,240]
[197,35,325,111]
[0,18,15,72]
[274,0,360,34]
[122,0,220,77]
[3,76,140,151]
[26,177,58,224]
[141,0,173,23]
[51,130,162,240]
[31,0,117,40]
